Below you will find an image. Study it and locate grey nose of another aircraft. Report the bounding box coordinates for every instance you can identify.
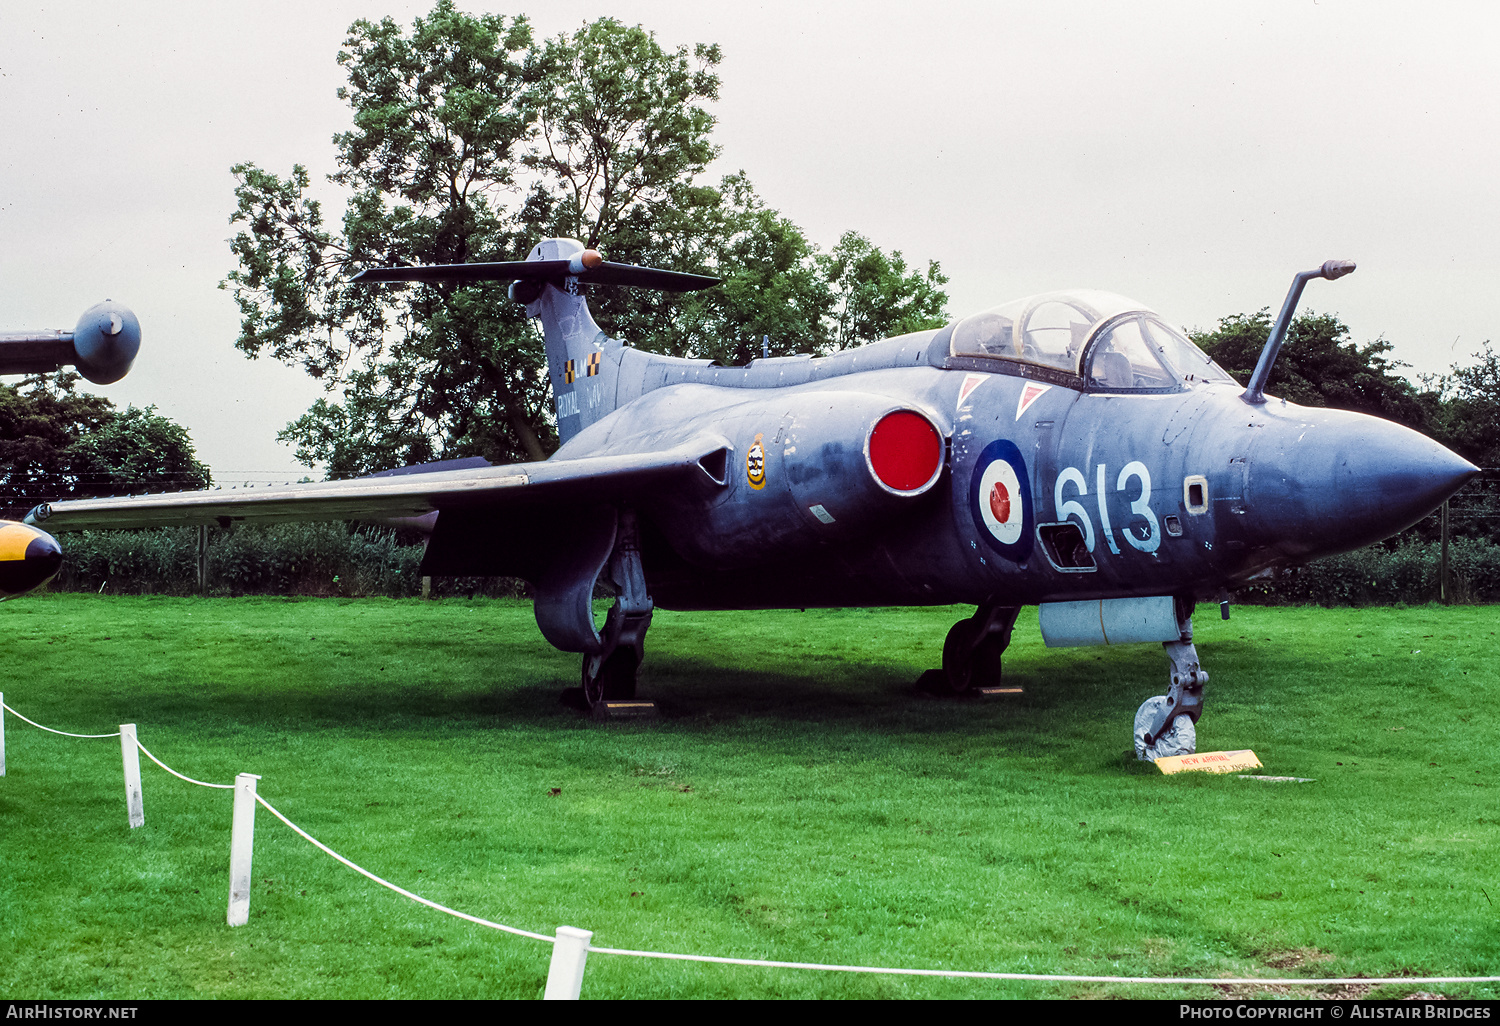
[1246,408,1478,560]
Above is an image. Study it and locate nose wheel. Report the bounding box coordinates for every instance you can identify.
[1134,636,1208,760]
[1134,695,1196,760]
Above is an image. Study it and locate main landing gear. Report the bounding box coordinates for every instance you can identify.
[581,607,652,705]
[1134,610,1207,760]
[580,512,654,709]
[919,605,1021,695]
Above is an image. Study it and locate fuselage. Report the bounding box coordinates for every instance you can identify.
[554,291,1476,612]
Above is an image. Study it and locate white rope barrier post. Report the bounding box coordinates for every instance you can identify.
[1,691,6,778]
[119,724,144,829]
[227,773,261,927]
[543,926,593,1000]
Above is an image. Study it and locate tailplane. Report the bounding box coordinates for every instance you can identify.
[352,239,717,444]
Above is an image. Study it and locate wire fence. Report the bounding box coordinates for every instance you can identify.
[4,692,1498,998]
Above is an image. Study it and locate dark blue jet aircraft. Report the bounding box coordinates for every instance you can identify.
[25,243,1477,757]
[0,301,140,600]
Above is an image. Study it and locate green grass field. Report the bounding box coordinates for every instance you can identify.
[0,595,1495,999]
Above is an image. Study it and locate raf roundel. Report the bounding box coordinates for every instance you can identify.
[969,439,1034,562]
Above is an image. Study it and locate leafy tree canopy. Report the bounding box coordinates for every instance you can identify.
[1190,309,1437,432]
[1427,343,1500,469]
[821,231,949,350]
[224,3,949,478]
[0,374,211,519]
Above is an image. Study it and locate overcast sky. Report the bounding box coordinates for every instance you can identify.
[2,1,1496,481]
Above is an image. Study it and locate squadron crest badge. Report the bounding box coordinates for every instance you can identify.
[747,433,767,490]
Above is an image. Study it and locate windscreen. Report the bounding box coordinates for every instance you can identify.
[1086,316,1237,390]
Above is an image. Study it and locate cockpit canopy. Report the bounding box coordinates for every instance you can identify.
[949,290,1237,390]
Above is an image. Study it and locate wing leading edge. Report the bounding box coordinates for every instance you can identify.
[25,439,732,533]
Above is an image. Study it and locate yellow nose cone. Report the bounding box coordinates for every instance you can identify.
[0,521,63,598]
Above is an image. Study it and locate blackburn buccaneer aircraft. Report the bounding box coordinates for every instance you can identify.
[0,301,141,600]
[25,243,1477,757]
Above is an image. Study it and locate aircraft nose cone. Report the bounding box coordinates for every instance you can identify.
[0,523,63,599]
[1247,410,1478,559]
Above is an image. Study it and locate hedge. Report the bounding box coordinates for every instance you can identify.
[44,524,1500,607]
[49,523,524,599]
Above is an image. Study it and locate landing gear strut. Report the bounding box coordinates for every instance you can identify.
[920,605,1020,695]
[580,511,653,709]
[1134,606,1207,760]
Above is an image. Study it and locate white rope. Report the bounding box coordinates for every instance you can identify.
[1,701,120,739]
[248,782,1500,986]
[133,739,234,789]
[252,792,554,944]
[583,945,1500,985]
[13,696,1487,989]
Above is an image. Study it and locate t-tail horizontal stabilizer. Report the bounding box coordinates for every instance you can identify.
[350,254,719,293]
[352,238,718,446]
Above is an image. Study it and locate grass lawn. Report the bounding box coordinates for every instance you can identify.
[0,595,1495,999]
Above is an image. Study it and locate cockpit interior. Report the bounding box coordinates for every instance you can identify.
[949,290,1237,391]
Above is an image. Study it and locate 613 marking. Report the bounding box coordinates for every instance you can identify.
[1054,461,1161,555]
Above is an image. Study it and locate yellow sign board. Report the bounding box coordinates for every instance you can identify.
[1154,749,1262,775]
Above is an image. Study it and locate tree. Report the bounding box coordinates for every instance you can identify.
[821,232,949,350]
[224,4,950,476]
[68,405,214,498]
[1430,343,1500,469]
[645,173,830,365]
[1421,344,1500,544]
[1190,310,1436,432]
[0,374,210,519]
[225,2,548,474]
[521,18,721,252]
[515,17,731,358]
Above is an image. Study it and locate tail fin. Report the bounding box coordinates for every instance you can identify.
[519,238,616,443]
[351,237,717,445]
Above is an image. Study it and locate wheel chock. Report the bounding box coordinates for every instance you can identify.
[590,699,659,721]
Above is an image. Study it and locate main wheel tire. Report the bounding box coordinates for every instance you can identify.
[582,647,639,707]
[967,632,1006,688]
[1133,696,1197,761]
[940,619,978,693]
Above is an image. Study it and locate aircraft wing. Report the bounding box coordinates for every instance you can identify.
[24,438,730,532]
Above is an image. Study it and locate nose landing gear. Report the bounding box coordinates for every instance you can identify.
[1134,613,1207,760]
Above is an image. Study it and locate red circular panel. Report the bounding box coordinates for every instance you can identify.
[868,410,942,492]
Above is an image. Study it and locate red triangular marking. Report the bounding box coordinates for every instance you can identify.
[957,374,985,407]
[1015,383,1051,420]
